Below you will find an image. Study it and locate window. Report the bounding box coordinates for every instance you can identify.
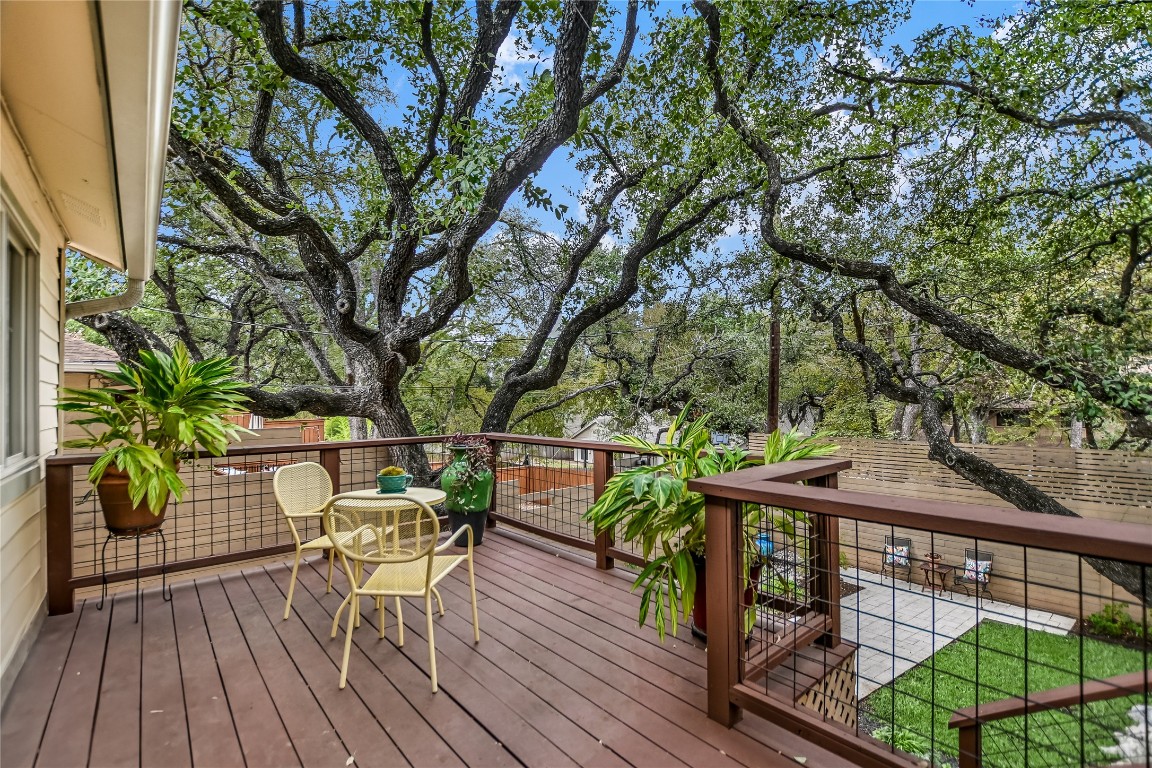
[1,206,39,502]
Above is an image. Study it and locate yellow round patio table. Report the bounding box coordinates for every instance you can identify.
[338,486,447,506]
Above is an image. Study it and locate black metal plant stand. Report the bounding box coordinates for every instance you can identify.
[97,525,172,622]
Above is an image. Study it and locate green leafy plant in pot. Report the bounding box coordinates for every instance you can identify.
[440,434,494,545]
[58,343,250,534]
[583,403,837,641]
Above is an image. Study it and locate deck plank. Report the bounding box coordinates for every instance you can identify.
[295,561,646,767]
[88,592,142,767]
[0,610,81,768]
[139,586,192,768]
[442,570,796,768]
[288,560,542,768]
[264,562,469,768]
[242,566,412,768]
[35,600,109,768]
[476,537,707,668]
[219,569,350,768]
[436,556,810,768]
[195,574,300,767]
[170,579,246,768]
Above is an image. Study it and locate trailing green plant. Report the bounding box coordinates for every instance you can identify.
[1086,603,1149,640]
[58,343,250,514]
[443,433,494,489]
[583,402,837,640]
[871,725,931,760]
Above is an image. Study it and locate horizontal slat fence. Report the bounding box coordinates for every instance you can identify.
[750,437,1152,616]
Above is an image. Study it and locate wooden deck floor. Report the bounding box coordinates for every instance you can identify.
[2,530,857,768]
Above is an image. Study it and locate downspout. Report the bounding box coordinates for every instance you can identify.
[64,277,146,320]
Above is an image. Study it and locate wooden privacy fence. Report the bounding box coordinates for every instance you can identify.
[749,436,1152,616]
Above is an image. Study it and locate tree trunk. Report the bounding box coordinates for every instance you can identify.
[1069,417,1084,449]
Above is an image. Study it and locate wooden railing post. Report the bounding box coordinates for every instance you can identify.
[319,446,342,495]
[705,494,742,727]
[485,439,500,529]
[809,472,841,648]
[593,449,614,570]
[46,462,76,615]
[957,724,981,768]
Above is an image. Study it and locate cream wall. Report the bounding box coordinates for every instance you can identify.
[1,107,65,702]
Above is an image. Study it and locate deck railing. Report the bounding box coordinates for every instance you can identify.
[44,434,639,614]
[689,459,1152,768]
[44,439,1152,766]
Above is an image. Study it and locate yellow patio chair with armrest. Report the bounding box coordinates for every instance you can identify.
[323,493,479,692]
[273,461,337,620]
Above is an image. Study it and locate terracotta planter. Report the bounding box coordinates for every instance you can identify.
[96,467,168,535]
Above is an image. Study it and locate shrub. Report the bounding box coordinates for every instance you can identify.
[1086,603,1148,639]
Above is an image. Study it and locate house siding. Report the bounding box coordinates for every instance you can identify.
[1,107,65,703]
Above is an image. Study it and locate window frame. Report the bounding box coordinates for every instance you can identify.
[1,200,42,504]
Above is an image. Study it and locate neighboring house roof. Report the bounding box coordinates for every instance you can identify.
[0,1,181,278]
[566,415,615,441]
[64,333,120,373]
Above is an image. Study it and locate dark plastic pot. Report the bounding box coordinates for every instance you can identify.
[446,508,488,546]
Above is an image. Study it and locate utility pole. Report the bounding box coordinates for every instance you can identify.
[765,300,780,434]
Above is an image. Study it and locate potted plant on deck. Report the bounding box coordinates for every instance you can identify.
[440,433,495,545]
[58,343,250,534]
[583,403,837,641]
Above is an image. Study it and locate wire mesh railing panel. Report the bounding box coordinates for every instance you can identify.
[734,503,1151,768]
[71,448,324,578]
[491,442,598,546]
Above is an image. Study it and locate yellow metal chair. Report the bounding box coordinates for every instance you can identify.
[273,461,337,620]
[323,493,479,692]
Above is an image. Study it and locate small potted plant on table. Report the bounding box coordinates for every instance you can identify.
[440,434,495,545]
[377,465,413,493]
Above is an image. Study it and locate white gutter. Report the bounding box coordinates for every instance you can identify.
[65,277,146,320]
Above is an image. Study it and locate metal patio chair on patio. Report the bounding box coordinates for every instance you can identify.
[273,461,337,620]
[324,493,479,692]
[880,535,913,583]
[954,548,994,602]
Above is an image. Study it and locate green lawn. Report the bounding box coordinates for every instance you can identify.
[864,620,1148,767]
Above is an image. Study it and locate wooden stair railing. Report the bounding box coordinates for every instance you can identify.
[949,669,1152,768]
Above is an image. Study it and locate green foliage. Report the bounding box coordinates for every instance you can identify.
[58,344,250,514]
[1086,603,1149,640]
[870,726,929,760]
[325,417,350,442]
[377,466,406,477]
[866,621,1148,766]
[583,402,837,641]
